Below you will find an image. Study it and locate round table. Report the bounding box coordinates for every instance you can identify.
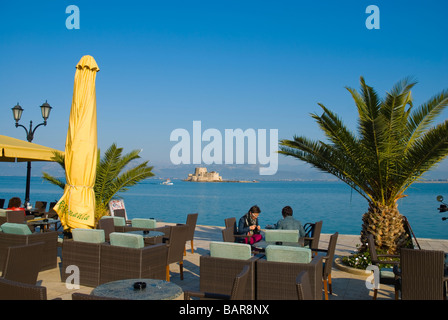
[27,218,60,232]
[92,279,183,300]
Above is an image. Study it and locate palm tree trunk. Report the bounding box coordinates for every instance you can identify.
[360,202,409,254]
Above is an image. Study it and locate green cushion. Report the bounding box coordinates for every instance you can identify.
[100,216,126,227]
[72,228,105,243]
[1,222,32,235]
[109,232,144,249]
[265,245,311,263]
[264,229,299,242]
[131,218,156,229]
[209,241,252,260]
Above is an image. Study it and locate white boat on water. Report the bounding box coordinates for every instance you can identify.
[161,179,173,185]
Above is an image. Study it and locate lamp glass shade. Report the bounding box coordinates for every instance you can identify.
[12,104,23,122]
[40,101,52,120]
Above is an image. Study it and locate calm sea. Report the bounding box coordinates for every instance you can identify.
[1,176,447,240]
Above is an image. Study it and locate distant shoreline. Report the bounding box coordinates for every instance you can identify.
[182,179,259,183]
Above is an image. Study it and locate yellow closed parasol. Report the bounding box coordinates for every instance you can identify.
[55,55,99,231]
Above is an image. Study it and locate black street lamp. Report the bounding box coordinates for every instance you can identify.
[11,101,52,208]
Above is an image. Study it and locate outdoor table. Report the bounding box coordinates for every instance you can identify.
[253,239,305,251]
[126,230,165,245]
[91,278,183,300]
[27,218,60,232]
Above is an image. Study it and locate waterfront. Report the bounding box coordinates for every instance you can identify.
[0,176,447,240]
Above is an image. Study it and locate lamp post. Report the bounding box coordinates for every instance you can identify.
[11,101,52,208]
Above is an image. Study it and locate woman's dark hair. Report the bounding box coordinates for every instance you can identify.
[8,197,22,208]
[248,205,261,214]
[282,206,293,217]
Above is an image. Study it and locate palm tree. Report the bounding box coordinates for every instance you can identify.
[42,143,155,224]
[279,77,448,253]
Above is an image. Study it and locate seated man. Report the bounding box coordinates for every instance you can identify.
[275,206,306,237]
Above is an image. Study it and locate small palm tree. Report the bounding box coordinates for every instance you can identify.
[43,143,155,224]
[279,77,448,253]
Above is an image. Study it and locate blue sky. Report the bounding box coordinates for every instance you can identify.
[1,1,447,179]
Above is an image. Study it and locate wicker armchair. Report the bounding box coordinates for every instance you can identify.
[99,234,167,284]
[2,242,44,285]
[0,224,58,272]
[399,248,448,300]
[98,217,115,242]
[61,229,107,287]
[256,252,323,300]
[296,271,313,300]
[0,278,47,300]
[6,211,25,223]
[200,242,263,300]
[185,265,250,300]
[367,234,400,300]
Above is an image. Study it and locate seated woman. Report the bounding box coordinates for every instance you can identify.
[6,197,26,215]
[238,205,262,245]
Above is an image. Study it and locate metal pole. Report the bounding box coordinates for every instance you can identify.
[25,161,32,206]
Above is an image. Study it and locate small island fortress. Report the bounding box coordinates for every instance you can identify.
[184,167,258,183]
[185,167,223,182]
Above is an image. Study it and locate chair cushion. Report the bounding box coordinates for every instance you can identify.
[0,222,32,235]
[264,229,299,242]
[131,218,156,229]
[109,232,144,249]
[265,245,311,263]
[209,241,251,260]
[100,216,126,227]
[72,228,105,244]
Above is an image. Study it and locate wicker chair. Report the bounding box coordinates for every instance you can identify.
[256,252,323,300]
[61,229,106,287]
[0,278,47,300]
[183,213,198,254]
[98,217,115,242]
[99,236,167,284]
[367,234,400,300]
[0,224,58,272]
[222,227,235,242]
[296,271,313,300]
[185,265,250,300]
[200,242,263,300]
[6,211,25,223]
[33,201,47,216]
[165,225,189,281]
[2,242,44,285]
[315,232,338,300]
[303,220,323,255]
[224,217,251,243]
[399,248,448,300]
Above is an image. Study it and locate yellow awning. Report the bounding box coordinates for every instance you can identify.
[0,135,63,162]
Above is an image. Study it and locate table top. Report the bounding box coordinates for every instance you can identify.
[126,230,164,238]
[253,240,304,250]
[92,279,183,300]
[27,218,59,225]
